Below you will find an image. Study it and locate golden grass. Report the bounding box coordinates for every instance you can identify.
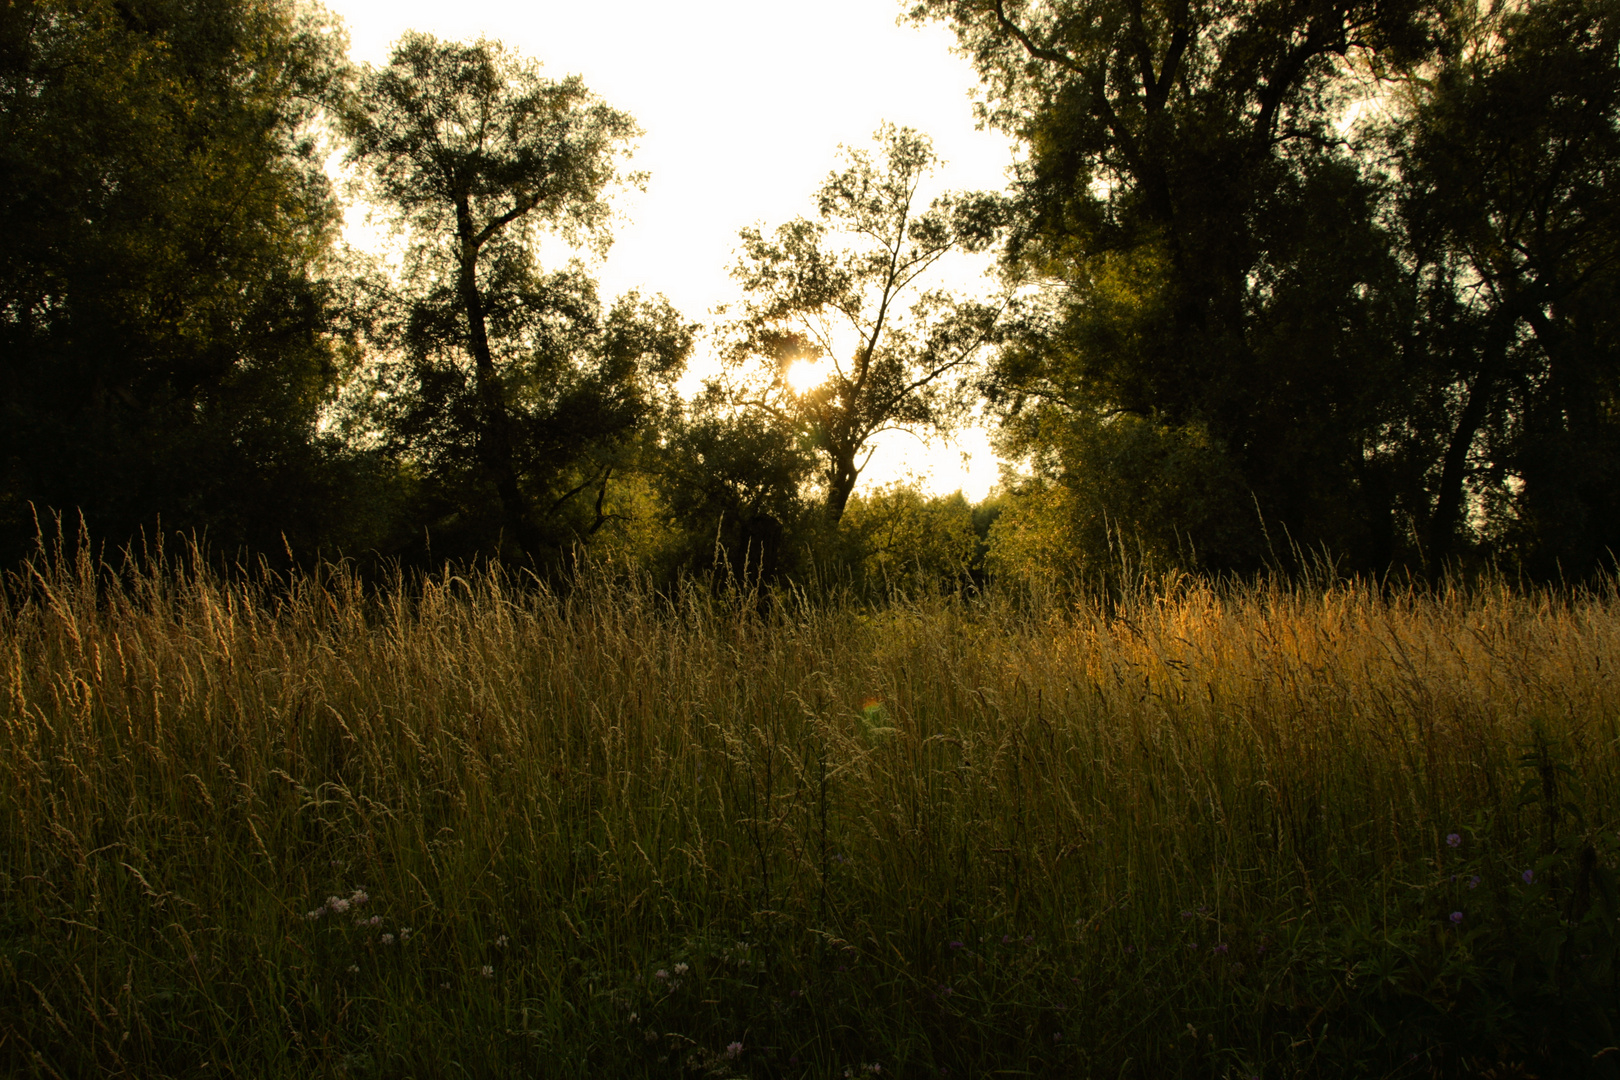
[2,542,1617,1076]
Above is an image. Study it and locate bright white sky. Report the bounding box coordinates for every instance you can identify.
[325,0,1016,501]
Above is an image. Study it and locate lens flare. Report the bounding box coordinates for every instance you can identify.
[785,360,827,394]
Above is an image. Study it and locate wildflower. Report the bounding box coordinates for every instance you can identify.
[495,935,508,948]
[365,915,381,926]
[867,1065,882,1074]
[949,941,964,950]
[399,928,411,942]
[1450,911,1463,925]
[726,1041,743,1059]
[655,969,668,980]
[380,933,394,946]
[1214,943,1229,955]
[673,962,688,975]
[306,909,323,921]
[1053,1033,1062,1042]
[328,896,350,915]
[351,889,368,905]
[1523,869,1535,884]
[479,965,494,979]
[1180,910,1193,920]
[1002,934,1011,944]
[1469,875,1481,889]
[347,964,359,974]
[1446,833,1462,848]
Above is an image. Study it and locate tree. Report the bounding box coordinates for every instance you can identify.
[650,386,819,580]
[911,0,1438,571]
[0,0,359,561]
[345,33,686,564]
[720,125,1005,524]
[1389,0,1620,574]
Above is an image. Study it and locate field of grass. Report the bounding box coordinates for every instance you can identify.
[2,540,1618,1078]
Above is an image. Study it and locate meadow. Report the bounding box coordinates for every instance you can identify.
[2,540,1617,1078]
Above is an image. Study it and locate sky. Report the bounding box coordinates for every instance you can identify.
[324,0,1019,501]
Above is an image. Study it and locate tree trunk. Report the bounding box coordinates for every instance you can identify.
[1426,318,1515,577]
[823,443,860,525]
[455,211,541,562]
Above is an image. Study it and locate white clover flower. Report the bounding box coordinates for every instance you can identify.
[479,965,494,979]
[673,962,688,975]
[347,964,359,974]
[328,897,350,915]
[380,933,395,946]
[655,969,668,980]
[495,935,508,948]
[725,1041,743,1059]
[305,909,323,921]
[350,889,368,905]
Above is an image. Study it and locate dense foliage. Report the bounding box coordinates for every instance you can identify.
[2,0,1619,582]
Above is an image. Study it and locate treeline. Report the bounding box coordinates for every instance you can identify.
[3,0,1618,584]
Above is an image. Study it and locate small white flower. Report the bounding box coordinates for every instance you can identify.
[305,909,323,921]
[328,897,350,915]
[479,965,494,979]
[673,962,688,975]
[350,889,368,905]
[655,969,669,980]
[347,964,359,974]
[399,928,411,942]
[725,1041,743,1059]
[495,935,508,947]
[380,933,394,946]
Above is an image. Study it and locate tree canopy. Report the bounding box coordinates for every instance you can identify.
[718,125,1006,523]
[3,0,1617,585]
[344,33,690,565]
[0,0,359,562]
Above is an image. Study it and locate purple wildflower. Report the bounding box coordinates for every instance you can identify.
[1450,911,1464,925]
[1446,833,1462,848]
[1523,869,1535,884]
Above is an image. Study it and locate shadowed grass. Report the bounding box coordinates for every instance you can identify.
[2,539,1617,1077]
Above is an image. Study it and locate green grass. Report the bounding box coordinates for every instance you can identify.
[2,540,1617,1078]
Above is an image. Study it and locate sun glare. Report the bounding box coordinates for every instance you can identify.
[786,359,829,395]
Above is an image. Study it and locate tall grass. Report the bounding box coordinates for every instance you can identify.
[2,539,1617,1078]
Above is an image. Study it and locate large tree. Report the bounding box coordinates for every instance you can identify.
[345,33,688,563]
[1390,0,1620,574]
[912,0,1438,571]
[720,125,1005,523]
[0,0,357,559]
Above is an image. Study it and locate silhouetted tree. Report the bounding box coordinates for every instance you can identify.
[1390,0,1620,575]
[344,33,689,563]
[719,125,1005,524]
[0,0,360,561]
[912,0,1437,572]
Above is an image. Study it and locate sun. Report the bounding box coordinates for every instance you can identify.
[785,359,830,395]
